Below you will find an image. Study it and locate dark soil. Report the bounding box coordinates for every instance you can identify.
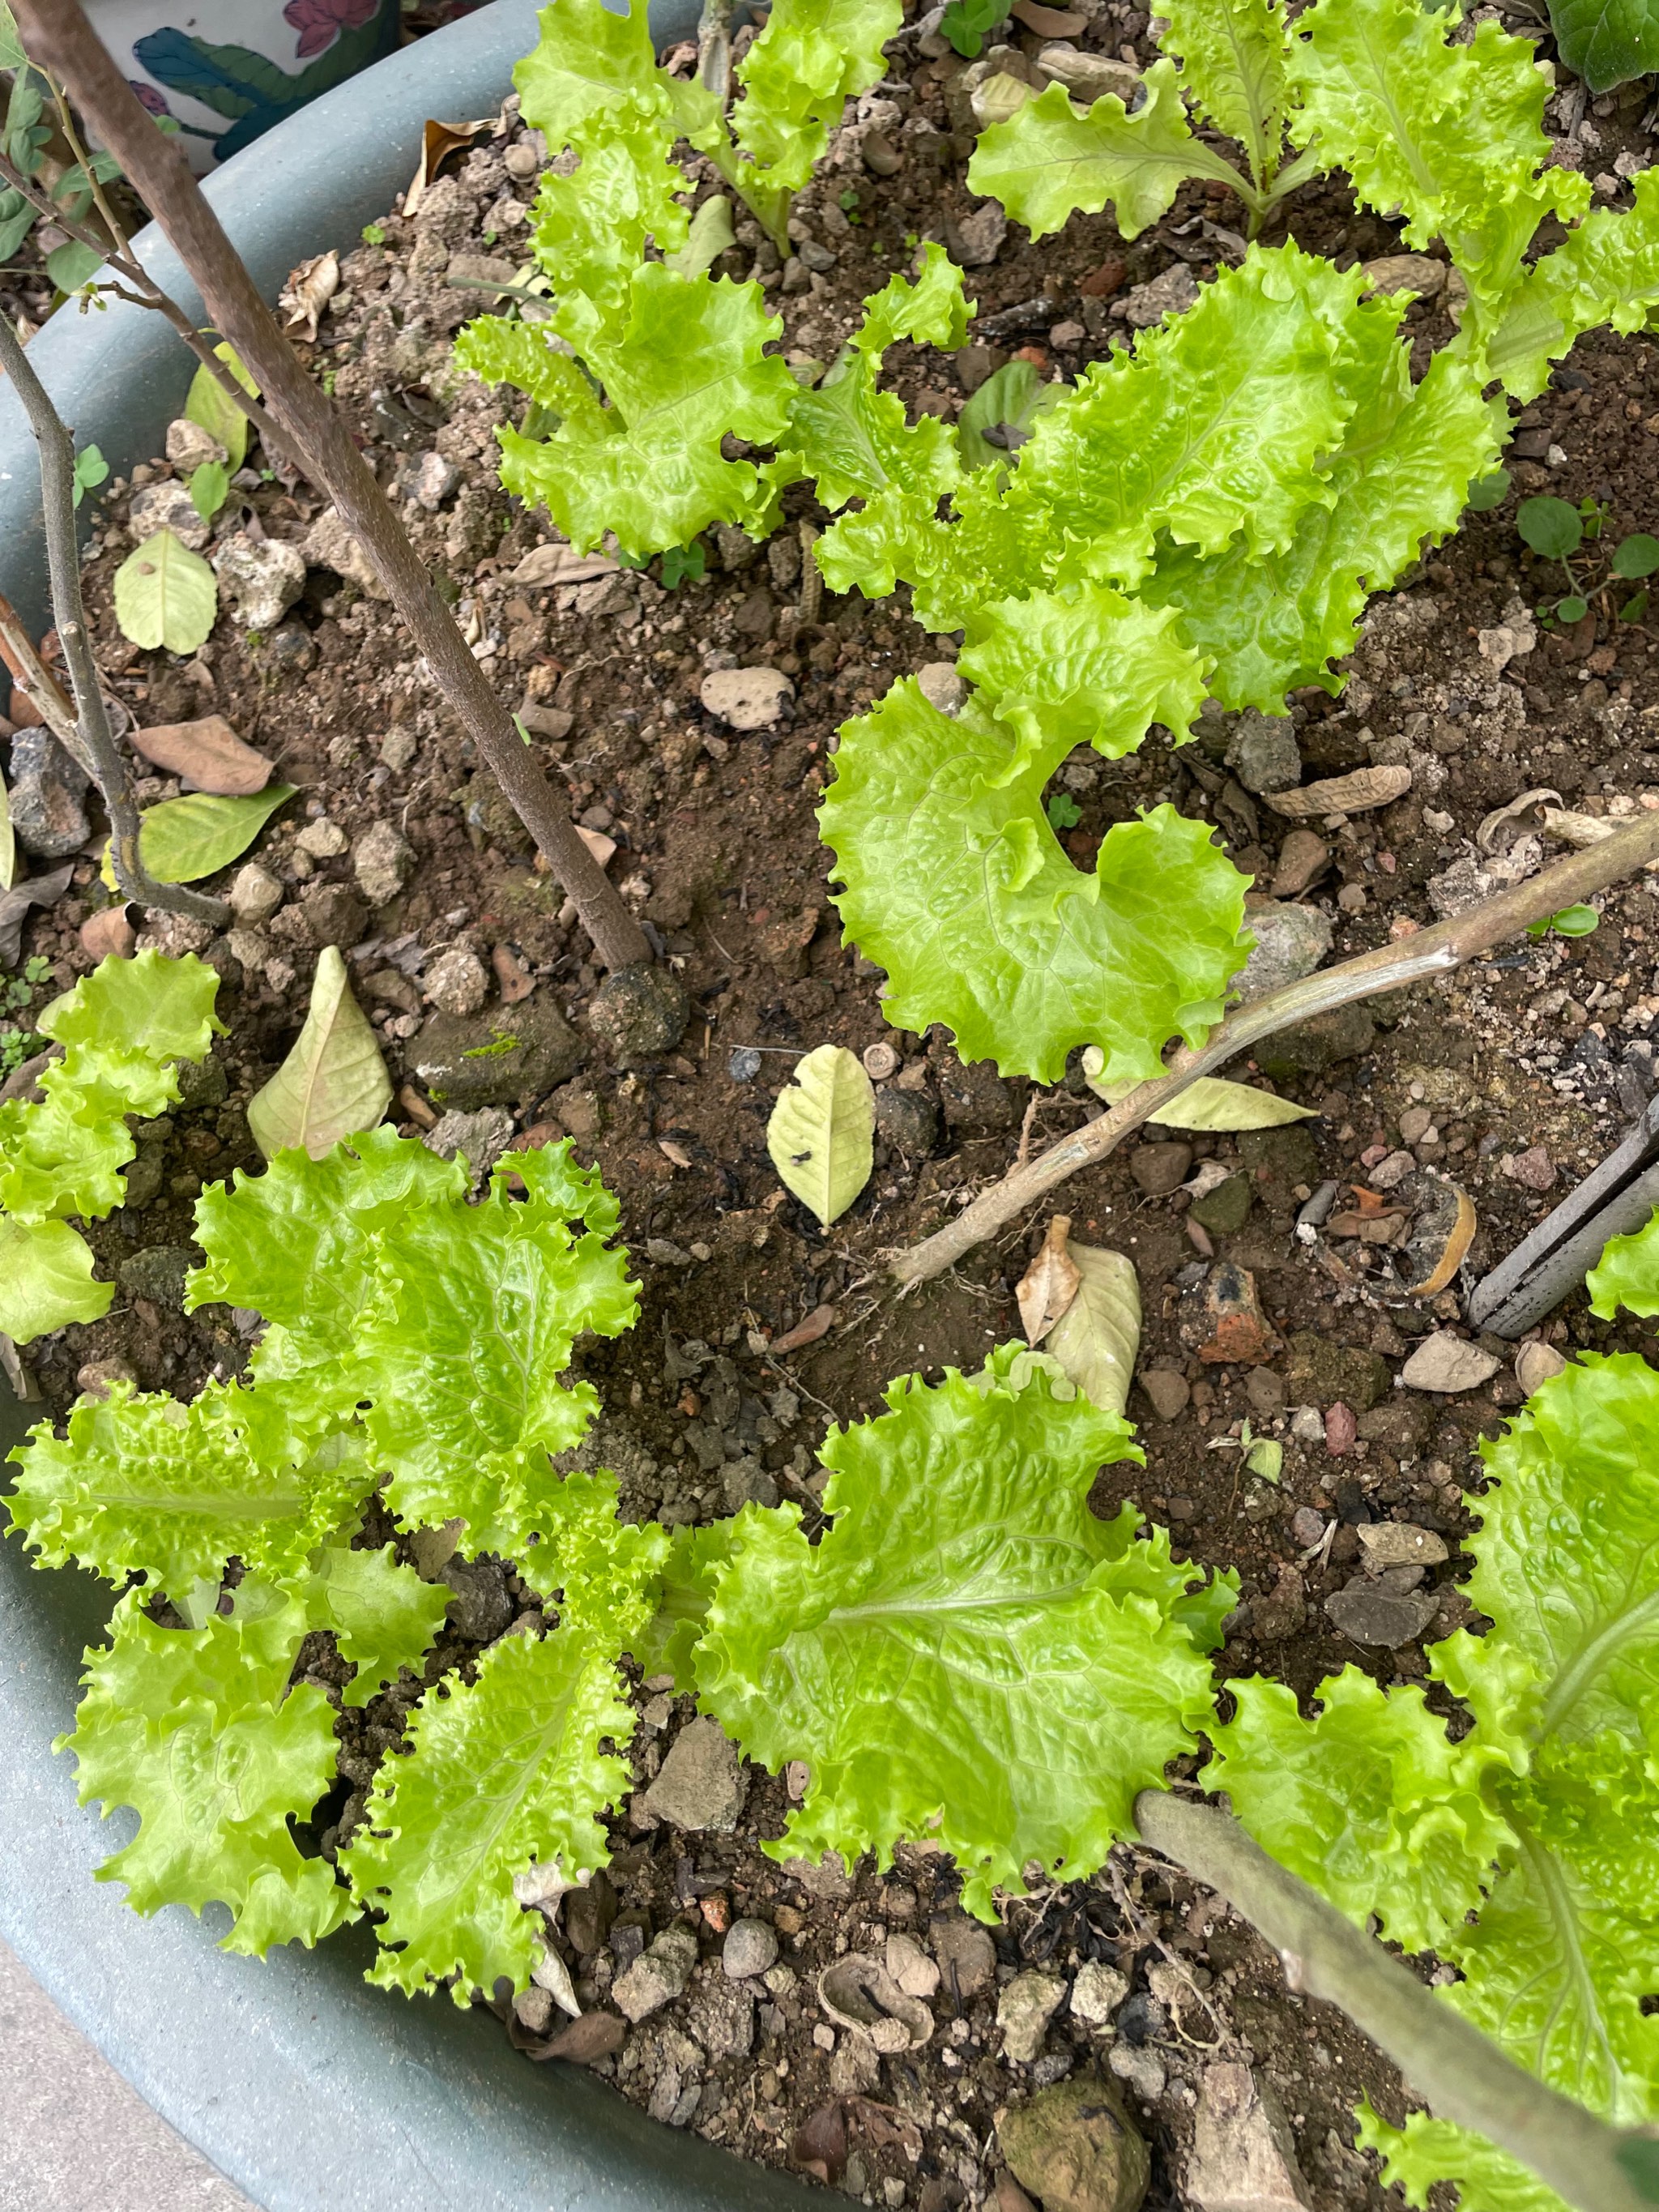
[9,6,1659,2207]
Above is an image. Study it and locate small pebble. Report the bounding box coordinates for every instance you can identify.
[723,1918,779,1980]
[729,1046,762,1082]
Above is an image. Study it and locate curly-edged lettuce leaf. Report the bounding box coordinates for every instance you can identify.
[1004,241,1386,589]
[343,1623,634,2001]
[354,1147,638,1557]
[61,1587,352,1955]
[496,263,795,556]
[6,1381,379,1597]
[513,1467,670,1646]
[1283,0,1589,315]
[514,0,675,147]
[530,96,688,320]
[1356,2104,1572,2212]
[1157,0,1290,190]
[1141,342,1503,708]
[853,242,974,360]
[968,62,1237,241]
[1589,1202,1659,1320]
[635,1517,747,1691]
[303,1541,449,1706]
[0,1215,109,1340]
[732,0,903,190]
[957,583,1208,774]
[1209,1669,1515,1955]
[819,678,1249,1083]
[1488,173,1659,406]
[694,1347,1223,1918]
[453,315,597,414]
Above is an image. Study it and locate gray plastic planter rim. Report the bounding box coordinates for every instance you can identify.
[0,6,814,2206]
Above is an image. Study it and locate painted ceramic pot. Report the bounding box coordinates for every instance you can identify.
[86,0,402,169]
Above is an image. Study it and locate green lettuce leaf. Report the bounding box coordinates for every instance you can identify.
[819,677,1249,1083]
[495,263,795,556]
[732,0,904,190]
[1486,173,1659,405]
[1589,1202,1659,1319]
[302,1540,449,1707]
[452,315,600,414]
[513,1467,670,1642]
[354,1146,638,1556]
[635,1517,745,1691]
[514,0,674,146]
[61,1586,352,1954]
[957,583,1209,773]
[1157,0,1290,191]
[530,96,688,320]
[967,62,1237,241]
[343,1622,636,2001]
[853,243,975,359]
[1356,2104,1572,2212]
[694,1347,1222,1918]
[1283,0,1589,318]
[0,1215,110,1339]
[6,1381,380,1598]
[1141,343,1503,708]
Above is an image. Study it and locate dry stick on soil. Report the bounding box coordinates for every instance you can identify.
[16,0,650,976]
[893,807,1659,1287]
[0,310,227,923]
[1136,1791,1653,2212]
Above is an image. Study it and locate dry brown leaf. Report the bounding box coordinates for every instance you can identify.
[1477,787,1561,853]
[491,943,534,1003]
[403,115,497,217]
[279,249,339,344]
[512,541,620,588]
[1017,1215,1081,1347]
[659,1138,692,1169]
[1265,765,1413,818]
[577,825,616,869]
[1398,1174,1477,1297]
[771,1302,836,1356]
[79,903,136,961]
[130,714,272,796]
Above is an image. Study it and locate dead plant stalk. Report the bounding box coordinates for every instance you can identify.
[15,0,650,975]
[893,808,1659,1287]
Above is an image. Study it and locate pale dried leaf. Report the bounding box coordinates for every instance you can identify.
[1017,1215,1082,1346]
[1265,766,1412,818]
[130,714,272,796]
[766,1045,873,1228]
[280,249,339,344]
[1046,1244,1140,1418]
[247,946,392,1161]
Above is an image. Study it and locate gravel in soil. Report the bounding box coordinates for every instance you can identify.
[9,11,1659,2208]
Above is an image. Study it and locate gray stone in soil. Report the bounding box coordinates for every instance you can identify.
[212,532,305,630]
[1189,1174,1253,1236]
[612,1925,698,2023]
[641,1715,745,1832]
[999,1971,1068,2065]
[1282,1332,1391,1411]
[1108,2043,1166,2104]
[928,1911,996,1998]
[413,998,584,1108]
[722,1917,778,1979]
[424,945,490,1015]
[442,1555,513,1643]
[1400,1330,1502,1393]
[1224,712,1302,797]
[117,1245,195,1312]
[175,1051,228,1112]
[1069,1962,1128,2029]
[1185,2060,1314,2212]
[296,881,368,948]
[1129,1142,1192,1196]
[8,728,90,859]
[229,862,283,925]
[936,1056,1020,1131]
[999,2071,1150,2212]
[1231,901,1333,1002]
[423,1108,514,1177]
[875,1087,940,1154]
[1123,262,1198,327]
[586,962,689,1068]
[129,479,210,551]
[684,1975,754,2061]
[1252,1002,1375,1083]
[1138,1369,1190,1421]
[353,819,414,905]
[1325,1577,1439,1649]
[1356,1399,1434,1452]
[121,1141,165,1211]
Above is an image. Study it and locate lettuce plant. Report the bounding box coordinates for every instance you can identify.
[1207,1211,1659,2208]
[0,950,223,1344]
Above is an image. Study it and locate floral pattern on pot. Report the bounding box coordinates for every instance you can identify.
[285,0,380,60]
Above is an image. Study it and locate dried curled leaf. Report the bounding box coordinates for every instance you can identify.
[247,947,392,1163]
[766,1044,874,1227]
[1264,765,1412,817]
[1017,1215,1082,1346]
[1047,1242,1141,1419]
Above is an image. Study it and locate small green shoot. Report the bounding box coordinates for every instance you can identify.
[361,222,386,246]
[1526,903,1600,938]
[942,0,1012,57]
[71,443,108,509]
[660,540,707,588]
[1046,792,1082,831]
[188,459,229,524]
[1613,533,1659,580]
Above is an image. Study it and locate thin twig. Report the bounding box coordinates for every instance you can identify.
[0,310,226,923]
[1136,1792,1651,2212]
[892,808,1659,1286]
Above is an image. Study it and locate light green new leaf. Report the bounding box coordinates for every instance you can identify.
[820,679,1249,1083]
[303,1541,449,1706]
[184,342,258,472]
[695,1350,1220,1918]
[40,950,224,1114]
[766,1044,874,1227]
[104,784,293,889]
[1547,0,1659,94]
[511,1467,670,1642]
[0,1216,108,1339]
[968,62,1235,241]
[1045,1243,1139,1420]
[514,0,673,147]
[1283,0,1589,316]
[61,1588,352,1955]
[453,314,602,414]
[247,946,391,1164]
[1081,1050,1316,1129]
[780,352,962,514]
[853,244,974,361]
[353,1145,638,1556]
[1589,1201,1659,1319]
[733,0,905,190]
[1157,0,1290,190]
[496,264,796,556]
[957,583,1208,774]
[665,192,736,281]
[6,1379,379,1596]
[1356,2105,1572,2212]
[113,528,218,654]
[1487,173,1659,404]
[1141,342,1503,708]
[343,1622,635,2001]
[635,1518,744,1693]
[530,96,687,319]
